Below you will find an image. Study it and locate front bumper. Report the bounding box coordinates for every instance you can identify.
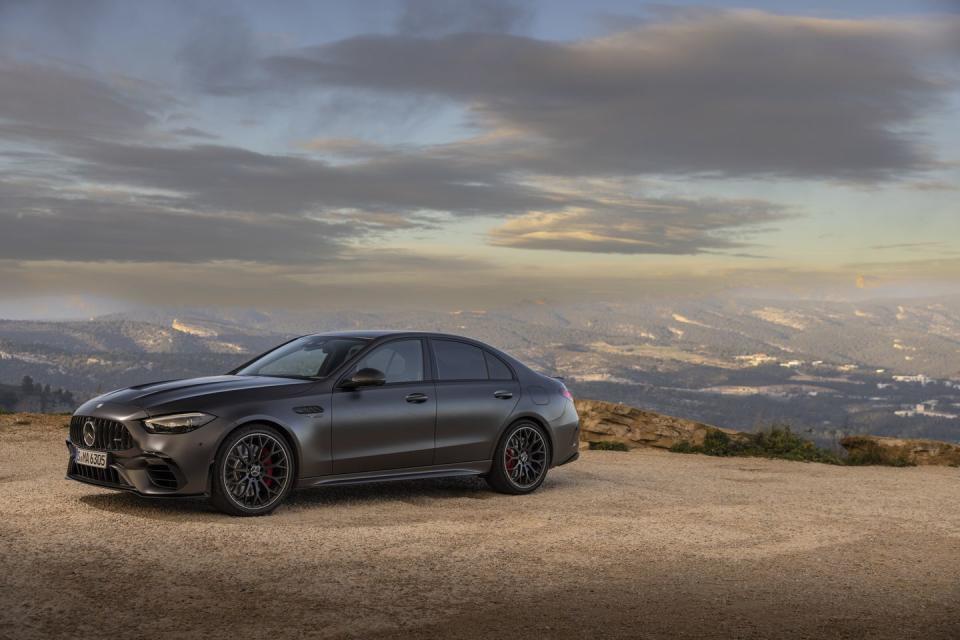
[65,405,219,497]
[65,440,206,496]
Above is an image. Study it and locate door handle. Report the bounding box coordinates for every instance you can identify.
[405,393,429,403]
[494,390,514,399]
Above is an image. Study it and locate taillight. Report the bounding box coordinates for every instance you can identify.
[560,386,573,401]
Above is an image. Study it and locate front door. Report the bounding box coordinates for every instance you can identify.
[331,338,436,474]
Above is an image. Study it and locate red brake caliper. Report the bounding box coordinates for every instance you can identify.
[505,447,518,474]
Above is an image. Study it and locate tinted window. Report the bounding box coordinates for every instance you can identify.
[433,340,488,381]
[484,351,513,380]
[236,337,368,379]
[350,339,424,384]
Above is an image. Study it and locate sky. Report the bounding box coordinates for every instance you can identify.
[0,0,958,318]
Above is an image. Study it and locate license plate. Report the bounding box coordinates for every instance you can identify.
[75,447,108,469]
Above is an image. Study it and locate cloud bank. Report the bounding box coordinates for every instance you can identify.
[1,2,958,308]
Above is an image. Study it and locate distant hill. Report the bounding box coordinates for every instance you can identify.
[1,296,959,442]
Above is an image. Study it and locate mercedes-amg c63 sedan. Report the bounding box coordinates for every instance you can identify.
[66,331,580,515]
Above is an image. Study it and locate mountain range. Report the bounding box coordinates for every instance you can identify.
[2,296,958,444]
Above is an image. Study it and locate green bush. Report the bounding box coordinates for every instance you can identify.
[701,429,733,456]
[669,441,699,454]
[588,440,630,452]
[670,425,842,464]
[843,439,915,467]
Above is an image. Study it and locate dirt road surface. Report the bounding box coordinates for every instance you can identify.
[2,415,959,639]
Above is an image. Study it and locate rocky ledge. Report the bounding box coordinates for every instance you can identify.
[575,399,960,466]
[574,398,746,450]
[840,435,960,466]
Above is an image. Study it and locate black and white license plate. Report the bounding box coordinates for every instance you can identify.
[75,447,108,469]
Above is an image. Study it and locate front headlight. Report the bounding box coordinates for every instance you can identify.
[143,412,216,434]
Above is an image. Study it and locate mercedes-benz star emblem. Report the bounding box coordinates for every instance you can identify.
[82,420,97,447]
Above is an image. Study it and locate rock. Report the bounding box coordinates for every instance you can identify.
[840,435,960,466]
[574,398,745,450]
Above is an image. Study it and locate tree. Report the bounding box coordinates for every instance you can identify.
[0,388,16,409]
[20,376,34,396]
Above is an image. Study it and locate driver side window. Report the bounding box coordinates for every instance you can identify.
[350,339,424,384]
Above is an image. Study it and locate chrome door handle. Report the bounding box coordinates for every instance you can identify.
[405,393,429,403]
[494,390,513,399]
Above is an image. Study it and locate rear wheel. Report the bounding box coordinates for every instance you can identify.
[486,421,551,495]
[210,424,294,516]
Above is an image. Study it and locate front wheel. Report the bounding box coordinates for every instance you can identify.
[210,424,295,516]
[486,421,551,495]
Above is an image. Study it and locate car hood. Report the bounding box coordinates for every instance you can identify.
[90,375,310,409]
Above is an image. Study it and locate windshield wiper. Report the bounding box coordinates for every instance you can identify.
[256,374,322,381]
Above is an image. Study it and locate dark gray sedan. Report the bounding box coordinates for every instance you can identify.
[66,331,580,515]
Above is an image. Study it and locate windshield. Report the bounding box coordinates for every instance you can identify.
[234,336,369,379]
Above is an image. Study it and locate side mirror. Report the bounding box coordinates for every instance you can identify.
[343,367,386,389]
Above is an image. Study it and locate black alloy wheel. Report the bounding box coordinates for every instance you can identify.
[211,424,294,516]
[487,421,550,495]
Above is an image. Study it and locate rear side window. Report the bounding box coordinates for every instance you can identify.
[432,340,487,381]
[484,351,513,380]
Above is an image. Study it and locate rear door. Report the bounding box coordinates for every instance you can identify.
[332,338,436,474]
[430,339,520,465]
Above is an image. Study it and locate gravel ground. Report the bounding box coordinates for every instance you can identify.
[2,414,960,639]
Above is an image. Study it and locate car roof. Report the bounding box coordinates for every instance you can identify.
[303,330,530,374]
[307,330,476,341]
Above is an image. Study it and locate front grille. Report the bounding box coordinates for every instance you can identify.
[146,464,180,490]
[70,416,135,451]
[70,460,130,487]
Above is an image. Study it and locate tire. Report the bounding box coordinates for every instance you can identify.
[486,421,551,495]
[210,424,295,516]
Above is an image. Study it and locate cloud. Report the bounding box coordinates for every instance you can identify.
[488,198,788,255]
[0,55,796,266]
[0,0,112,47]
[64,140,562,217]
[0,179,353,263]
[6,130,788,261]
[176,9,262,96]
[395,0,533,36]
[0,253,507,310]
[868,241,945,251]
[3,6,957,312]
[0,61,161,142]
[165,126,219,140]
[7,254,958,310]
[264,10,959,180]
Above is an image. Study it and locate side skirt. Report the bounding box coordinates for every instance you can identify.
[296,460,492,489]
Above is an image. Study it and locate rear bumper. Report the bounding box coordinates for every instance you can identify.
[548,400,580,467]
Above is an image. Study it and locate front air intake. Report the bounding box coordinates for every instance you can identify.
[69,460,130,487]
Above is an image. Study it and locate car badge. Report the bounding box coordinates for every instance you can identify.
[82,420,97,447]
